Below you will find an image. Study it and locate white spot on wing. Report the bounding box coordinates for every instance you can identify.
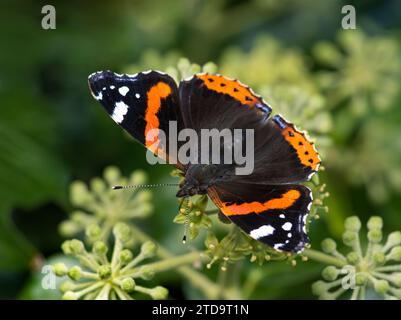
[135,93,140,99]
[118,86,129,96]
[288,233,292,238]
[282,222,292,231]
[94,91,102,100]
[111,101,129,124]
[250,225,275,240]
[110,85,115,89]
[279,214,285,219]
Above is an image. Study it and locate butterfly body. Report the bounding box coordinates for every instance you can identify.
[88,70,320,253]
[177,164,232,197]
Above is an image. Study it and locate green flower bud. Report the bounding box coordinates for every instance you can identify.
[113,223,131,242]
[178,57,190,70]
[70,181,90,206]
[53,263,68,277]
[59,221,80,237]
[69,239,85,255]
[85,224,102,240]
[119,249,133,264]
[104,166,120,184]
[374,279,389,294]
[342,231,357,247]
[195,196,208,211]
[346,251,360,264]
[130,170,147,185]
[68,266,82,281]
[136,190,152,202]
[388,246,401,261]
[61,240,72,254]
[355,273,368,286]
[313,42,342,66]
[139,266,155,280]
[386,231,401,248]
[392,273,401,287]
[344,216,361,232]
[97,265,111,279]
[203,62,218,74]
[321,238,337,254]
[59,281,75,293]
[311,281,327,296]
[372,251,386,265]
[141,241,157,258]
[149,286,169,300]
[367,229,382,243]
[71,211,88,223]
[93,241,108,255]
[322,266,339,281]
[120,278,136,292]
[367,216,383,230]
[135,203,153,218]
[62,291,79,300]
[90,177,105,193]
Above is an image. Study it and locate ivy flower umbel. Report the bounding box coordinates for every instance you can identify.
[313,29,401,115]
[59,166,153,241]
[53,223,168,300]
[312,216,401,300]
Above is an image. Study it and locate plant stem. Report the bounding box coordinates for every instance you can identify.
[302,249,347,268]
[130,224,230,299]
[122,251,205,276]
[376,265,401,272]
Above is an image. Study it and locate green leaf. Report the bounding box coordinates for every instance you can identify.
[0,206,35,271]
[0,123,67,208]
[0,91,68,272]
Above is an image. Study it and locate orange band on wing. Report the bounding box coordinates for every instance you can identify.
[144,82,172,153]
[282,127,320,171]
[221,189,301,216]
[197,74,260,106]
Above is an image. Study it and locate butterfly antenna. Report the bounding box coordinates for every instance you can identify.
[180,197,190,244]
[112,183,179,190]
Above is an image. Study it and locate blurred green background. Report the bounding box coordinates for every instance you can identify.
[1,0,401,299]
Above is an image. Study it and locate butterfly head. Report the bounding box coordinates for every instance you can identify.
[176,164,232,198]
[176,166,209,197]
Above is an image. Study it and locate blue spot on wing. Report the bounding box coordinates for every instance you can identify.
[273,115,287,129]
[255,102,272,115]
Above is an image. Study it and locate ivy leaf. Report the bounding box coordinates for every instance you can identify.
[0,92,68,271]
[0,205,35,271]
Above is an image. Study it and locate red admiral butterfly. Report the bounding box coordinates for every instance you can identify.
[88,70,320,253]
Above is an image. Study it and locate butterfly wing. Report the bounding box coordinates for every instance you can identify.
[235,115,320,185]
[179,73,271,132]
[178,74,320,183]
[88,70,185,167]
[208,182,312,253]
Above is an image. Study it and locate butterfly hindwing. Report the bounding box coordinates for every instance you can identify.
[88,70,184,165]
[208,182,312,252]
